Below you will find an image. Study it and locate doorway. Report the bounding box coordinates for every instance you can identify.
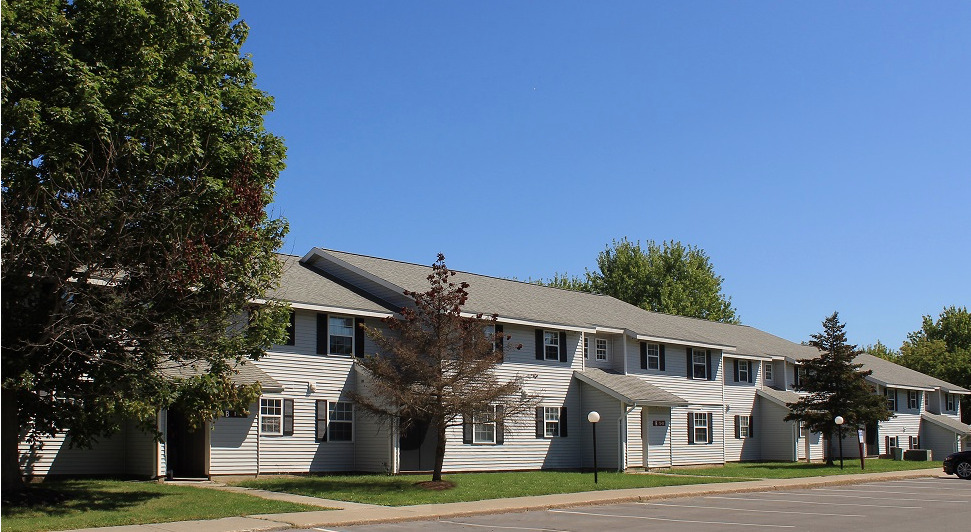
[399,417,438,472]
[165,408,208,479]
[865,422,879,456]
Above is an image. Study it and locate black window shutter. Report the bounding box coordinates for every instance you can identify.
[687,413,695,444]
[495,324,504,357]
[285,311,296,346]
[495,405,505,445]
[535,407,544,438]
[535,329,543,360]
[686,349,694,379]
[885,436,891,453]
[733,359,739,382]
[283,399,294,436]
[748,363,754,383]
[560,407,568,437]
[895,390,900,412]
[354,317,365,357]
[559,331,567,362]
[315,400,328,442]
[707,412,714,443]
[706,350,713,381]
[463,415,473,444]
[316,313,328,355]
[659,344,666,371]
[734,415,740,439]
[749,416,755,437]
[640,342,648,369]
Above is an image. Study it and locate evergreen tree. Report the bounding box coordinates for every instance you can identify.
[785,312,891,464]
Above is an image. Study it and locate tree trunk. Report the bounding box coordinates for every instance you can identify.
[2,388,25,494]
[432,418,446,482]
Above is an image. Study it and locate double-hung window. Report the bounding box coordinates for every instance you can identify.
[646,343,660,370]
[329,316,354,355]
[260,398,291,435]
[908,390,920,410]
[544,407,561,437]
[886,388,897,411]
[692,350,708,379]
[737,360,750,382]
[544,331,560,360]
[691,412,710,444]
[328,402,354,441]
[583,337,589,359]
[764,362,773,382]
[596,338,608,361]
[946,394,957,412]
[473,407,497,444]
[736,415,753,439]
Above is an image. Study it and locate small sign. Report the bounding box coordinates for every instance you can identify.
[857,429,865,443]
[652,420,666,427]
[224,410,249,418]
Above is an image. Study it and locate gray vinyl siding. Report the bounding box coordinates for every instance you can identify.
[922,423,961,459]
[123,419,160,478]
[19,429,128,477]
[643,406,672,468]
[209,403,258,476]
[759,399,796,461]
[796,426,824,461]
[670,407,723,466]
[626,406,644,468]
[579,386,622,471]
[624,339,724,406]
[879,386,923,455]
[441,325,581,472]
[355,410,394,473]
[724,358,760,461]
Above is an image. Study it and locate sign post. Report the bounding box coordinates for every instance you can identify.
[857,429,866,470]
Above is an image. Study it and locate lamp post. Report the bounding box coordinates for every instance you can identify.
[834,416,845,470]
[588,411,601,484]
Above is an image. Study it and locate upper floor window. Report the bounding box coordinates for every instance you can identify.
[886,388,897,411]
[946,393,957,412]
[908,390,920,410]
[692,350,708,379]
[329,316,354,355]
[544,331,560,360]
[646,343,660,369]
[596,338,608,361]
[583,337,589,359]
[734,360,751,383]
[764,362,773,381]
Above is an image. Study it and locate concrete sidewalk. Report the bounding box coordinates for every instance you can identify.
[64,467,947,532]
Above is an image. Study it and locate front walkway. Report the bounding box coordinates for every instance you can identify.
[65,467,946,532]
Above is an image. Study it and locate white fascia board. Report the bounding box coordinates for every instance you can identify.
[628,331,735,352]
[867,378,935,392]
[595,326,625,335]
[303,247,410,296]
[724,353,774,361]
[251,298,394,319]
[491,315,595,333]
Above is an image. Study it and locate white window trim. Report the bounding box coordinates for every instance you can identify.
[595,338,608,361]
[647,343,660,370]
[260,397,283,436]
[543,331,560,361]
[544,407,561,437]
[473,406,497,444]
[692,350,707,379]
[693,412,709,444]
[738,360,750,382]
[739,415,750,439]
[327,401,354,442]
[908,390,919,410]
[328,315,355,356]
[886,388,896,410]
[946,394,957,412]
[764,362,773,381]
[583,337,588,359]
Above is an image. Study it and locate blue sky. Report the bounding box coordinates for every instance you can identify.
[234,1,970,350]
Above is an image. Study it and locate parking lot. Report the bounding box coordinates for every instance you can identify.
[306,476,971,532]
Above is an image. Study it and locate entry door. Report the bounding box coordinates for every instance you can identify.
[166,409,207,478]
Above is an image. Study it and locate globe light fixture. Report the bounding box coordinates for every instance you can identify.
[588,411,600,483]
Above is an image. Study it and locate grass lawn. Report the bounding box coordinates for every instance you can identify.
[670,459,944,479]
[232,470,742,506]
[1,479,319,532]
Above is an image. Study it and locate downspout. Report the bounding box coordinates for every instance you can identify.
[721,353,726,464]
[619,402,635,471]
[580,332,585,371]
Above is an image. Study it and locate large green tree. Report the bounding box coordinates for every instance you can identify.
[1,0,288,493]
[353,255,534,482]
[898,306,971,423]
[786,313,891,464]
[539,238,739,323]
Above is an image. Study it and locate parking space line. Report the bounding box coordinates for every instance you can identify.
[637,502,865,517]
[438,520,569,532]
[813,487,971,498]
[801,491,964,503]
[883,480,971,490]
[706,496,921,509]
[548,509,795,528]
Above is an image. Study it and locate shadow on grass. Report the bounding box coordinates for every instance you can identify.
[245,476,424,498]
[2,481,162,518]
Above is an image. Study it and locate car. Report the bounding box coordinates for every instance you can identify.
[943,450,971,479]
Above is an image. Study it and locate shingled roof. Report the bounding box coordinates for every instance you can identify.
[856,353,969,393]
[159,360,283,393]
[268,254,397,315]
[575,368,688,406]
[922,413,971,434]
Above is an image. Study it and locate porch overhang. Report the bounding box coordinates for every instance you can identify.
[574,368,687,407]
[159,360,284,393]
[922,413,971,435]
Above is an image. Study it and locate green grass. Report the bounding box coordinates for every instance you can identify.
[1,479,319,532]
[669,459,944,479]
[233,470,742,506]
